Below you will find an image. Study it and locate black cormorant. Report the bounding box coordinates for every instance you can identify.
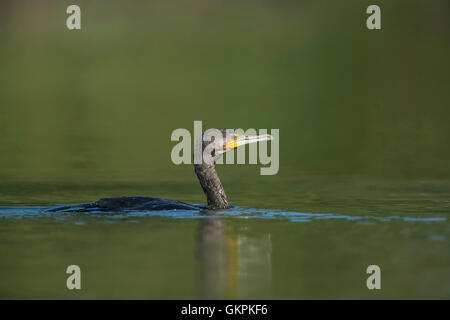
[46,129,273,212]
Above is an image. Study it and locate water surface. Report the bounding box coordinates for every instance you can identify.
[0,176,448,299]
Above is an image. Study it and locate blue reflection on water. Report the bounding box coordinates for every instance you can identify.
[0,205,446,224]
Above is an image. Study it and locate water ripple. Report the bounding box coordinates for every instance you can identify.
[0,205,446,224]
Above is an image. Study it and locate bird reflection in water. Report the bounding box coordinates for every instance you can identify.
[195,214,272,299]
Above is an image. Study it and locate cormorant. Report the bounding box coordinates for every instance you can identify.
[46,129,273,212]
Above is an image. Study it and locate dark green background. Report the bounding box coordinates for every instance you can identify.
[1,0,449,186]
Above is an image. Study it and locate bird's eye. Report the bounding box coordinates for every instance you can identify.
[230,135,237,140]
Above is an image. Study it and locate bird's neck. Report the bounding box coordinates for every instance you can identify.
[194,163,230,210]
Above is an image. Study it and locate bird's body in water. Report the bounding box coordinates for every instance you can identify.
[46,129,272,213]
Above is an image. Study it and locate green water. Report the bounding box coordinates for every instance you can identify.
[0,0,449,299]
[0,175,449,299]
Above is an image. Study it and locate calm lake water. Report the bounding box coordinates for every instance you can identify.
[0,173,449,299]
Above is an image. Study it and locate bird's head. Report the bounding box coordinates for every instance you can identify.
[194,128,273,165]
